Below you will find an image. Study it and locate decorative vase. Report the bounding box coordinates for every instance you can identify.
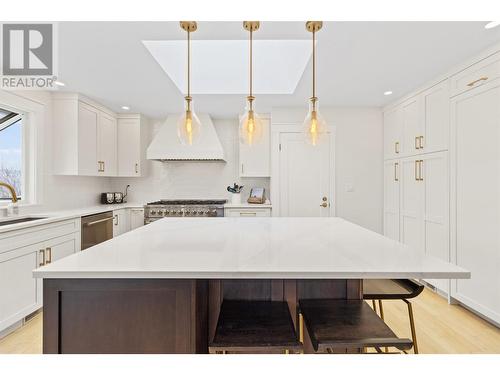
[231,193,241,205]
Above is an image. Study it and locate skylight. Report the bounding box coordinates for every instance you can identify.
[143,40,312,95]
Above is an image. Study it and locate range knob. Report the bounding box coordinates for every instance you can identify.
[151,210,157,215]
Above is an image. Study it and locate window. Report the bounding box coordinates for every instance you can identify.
[0,107,23,201]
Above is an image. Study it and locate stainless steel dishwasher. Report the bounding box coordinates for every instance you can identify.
[81,211,114,250]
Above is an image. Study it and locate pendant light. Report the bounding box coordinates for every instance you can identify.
[240,21,263,146]
[303,21,327,146]
[177,21,201,145]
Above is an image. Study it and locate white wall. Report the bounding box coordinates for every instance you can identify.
[271,107,383,233]
[0,90,112,213]
[110,118,270,203]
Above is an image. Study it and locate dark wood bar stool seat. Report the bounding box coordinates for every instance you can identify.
[298,299,413,353]
[363,279,424,353]
[209,300,302,354]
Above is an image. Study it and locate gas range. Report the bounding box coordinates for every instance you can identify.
[144,199,227,224]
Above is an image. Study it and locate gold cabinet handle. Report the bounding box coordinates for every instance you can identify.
[114,214,118,226]
[39,249,45,266]
[415,136,419,150]
[415,160,418,181]
[102,161,105,172]
[395,141,400,154]
[394,162,399,181]
[45,247,52,264]
[467,76,488,87]
[419,136,424,149]
[419,160,424,181]
[135,163,139,174]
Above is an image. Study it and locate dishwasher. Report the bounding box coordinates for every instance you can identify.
[81,211,114,250]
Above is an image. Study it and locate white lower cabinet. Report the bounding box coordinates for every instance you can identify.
[225,207,272,217]
[383,160,400,241]
[0,243,42,332]
[130,208,145,230]
[0,219,80,332]
[450,79,500,324]
[113,209,130,237]
[385,152,450,293]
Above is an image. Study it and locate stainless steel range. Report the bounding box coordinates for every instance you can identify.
[144,199,227,224]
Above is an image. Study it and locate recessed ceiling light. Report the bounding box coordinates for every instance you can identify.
[485,21,500,29]
[54,81,65,87]
[121,106,130,110]
[384,91,393,96]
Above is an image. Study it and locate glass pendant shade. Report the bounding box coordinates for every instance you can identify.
[302,100,327,146]
[177,101,201,146]
[239,103,263,146]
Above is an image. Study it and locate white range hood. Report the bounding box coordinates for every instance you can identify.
[147,113,225,161]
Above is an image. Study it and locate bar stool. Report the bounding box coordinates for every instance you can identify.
[298,299,414,354]
[363,279,424,354]
[209,300,303,354]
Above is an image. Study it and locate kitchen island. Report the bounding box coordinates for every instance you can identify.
[33,217,469,354]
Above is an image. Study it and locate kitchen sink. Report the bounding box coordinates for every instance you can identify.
[0,217,48,226]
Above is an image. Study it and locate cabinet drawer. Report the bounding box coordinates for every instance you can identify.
[225,208,272,217]
[450,51,500,97]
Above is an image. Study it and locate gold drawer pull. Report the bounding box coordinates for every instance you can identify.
[467,76,488,87]
[394,162,399,182]
[46,247,52,264]
[39,249,45,266]
[395,141,400,154]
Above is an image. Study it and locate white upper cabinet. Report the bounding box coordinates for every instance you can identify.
[383,80,449,159]
[401,97,420,156]
[383,107,402,159]
[450,50,500,97]
[117,115,146,177]
[77,102,99,175]
[239,115,270,177]
[420,81,449,153]
[53,93,118,176]
[97,112,117,176]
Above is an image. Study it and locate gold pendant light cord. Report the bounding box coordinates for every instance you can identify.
[249,29,253,111]
[312,29,316,111]
[186,28,191,110]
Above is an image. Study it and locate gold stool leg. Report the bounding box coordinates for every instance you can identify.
[378,300,388,352]
[284,349,290,354]
[378,300,384,320]
[404,299,418,354]
[372,300,377,314]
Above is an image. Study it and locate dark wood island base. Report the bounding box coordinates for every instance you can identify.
[43,278,362,354]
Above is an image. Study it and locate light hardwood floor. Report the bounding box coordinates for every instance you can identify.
[0,288,499,354]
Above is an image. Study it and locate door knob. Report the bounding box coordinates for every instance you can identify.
[320,202,328,208]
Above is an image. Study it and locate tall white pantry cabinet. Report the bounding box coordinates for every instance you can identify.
[383,47,500,325]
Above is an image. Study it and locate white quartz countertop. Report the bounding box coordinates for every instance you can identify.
[33,217,470,280]
[0,203,144,234]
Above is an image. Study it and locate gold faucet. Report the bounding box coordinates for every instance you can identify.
[0,182,18,203]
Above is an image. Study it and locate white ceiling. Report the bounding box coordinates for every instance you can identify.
[57,21,500,119]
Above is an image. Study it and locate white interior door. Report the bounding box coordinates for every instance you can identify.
[383,160,400,240]
[278,132,333,217]
[400,157,424,253]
